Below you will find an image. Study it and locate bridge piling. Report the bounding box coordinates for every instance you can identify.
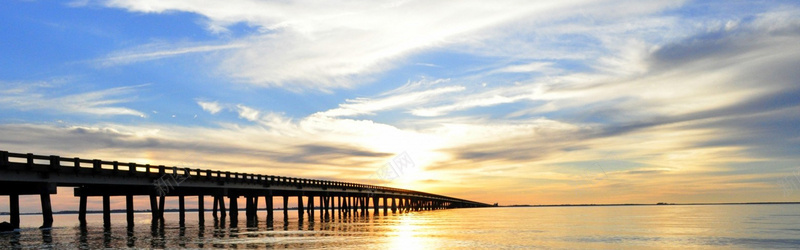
[282,195,288,221]
[391,197,397,213]
[212,196,219,220]
[219,195,227,219]
[158,195,166,222]
[297,195,304,221]
[198,195,205,225]
[40,192,54,229]
[265,192,273,222]
[149,195,158,223]
[79,195,87,225]
[178,195,185,227]
[102,195,110,228]
[383,196,388,215]
[307,195,314,220]
[229,195,238,227]
[337,196,343,218]
[126,195,134,228]
[373,196,379,216]
[253,195,259,221]
[10,194,20,229]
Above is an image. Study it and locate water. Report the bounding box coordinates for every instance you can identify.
[2,204,800,249]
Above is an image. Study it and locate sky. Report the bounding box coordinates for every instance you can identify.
[2,0,800,212]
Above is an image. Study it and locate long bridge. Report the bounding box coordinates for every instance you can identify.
[0,150,490,230]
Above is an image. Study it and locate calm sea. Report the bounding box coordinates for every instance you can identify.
[2,204,800,249]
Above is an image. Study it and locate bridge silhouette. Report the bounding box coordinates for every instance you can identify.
[0,150,490,230]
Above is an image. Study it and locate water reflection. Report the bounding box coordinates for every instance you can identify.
[3,206,800,249]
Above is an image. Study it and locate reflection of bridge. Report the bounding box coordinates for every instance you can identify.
[0,150,490,229]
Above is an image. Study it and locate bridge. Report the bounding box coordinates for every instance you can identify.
[0,150,490,230]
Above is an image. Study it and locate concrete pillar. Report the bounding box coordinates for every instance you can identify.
[229,195,238,222]
[362,197,368,216]
[179,195,186,227]
[126,195,134,228]
[10,194,20,229]
[103,195,111,228]
[283,196,289,220]
[198,195,205,225]
[158,195,166,221]
[77,195,88,226]
[338,196,343,218]
[297,195,304,220]
[41,192,54,228]
[351,196,357,215]
[391,197,397,213]
[322,196,328,220]
[253,196,259,220]
[320,196,325,221]
[219,195,227,219]
[245,196,253,221]
[373,196,379,216]
[149,195,158,223]
[212,196,219,219]
[265,192,274,222]
[383,196,388,215]
[307,195,314,219]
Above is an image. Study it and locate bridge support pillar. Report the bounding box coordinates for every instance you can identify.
[307,195,314,220]
[253,196,259,221]
[337,196,343,218]
[353,196,358,216]
[373,196,379,216]
[79,195,87,225]
[179,195,186,227]
[149,195,158,223]
[282,196,289,221]
[391,197,397,213]
[265,191,273,222]
[126,195,134,228]
[323,196,328,221]
[245,196,252,223]
[229,195,238,227]
[212,195,218,219]
[10,194,20,229]
[40,192,54,229]
[158,195,166,222]
[297,195,304,221]
[198,195,205,225]
[102,195,111,228]
[383,196,388,215]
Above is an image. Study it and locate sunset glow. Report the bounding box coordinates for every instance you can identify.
[2,1,800,213]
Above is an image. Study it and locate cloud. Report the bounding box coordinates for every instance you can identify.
[95,0,684,91]
[317,78,464,118]
[0,81,146,117]
[97,42,246,67]
[235,104,260,121]
[196,100,222,114]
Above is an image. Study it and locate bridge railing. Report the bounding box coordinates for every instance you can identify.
[0,150,485,205]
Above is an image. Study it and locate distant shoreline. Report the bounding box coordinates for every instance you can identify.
[502,202,800,207]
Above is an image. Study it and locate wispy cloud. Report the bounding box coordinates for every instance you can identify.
[196,100,222,114]
[0,81,146,117]
[96,42,246,67]
[96,0,683,91]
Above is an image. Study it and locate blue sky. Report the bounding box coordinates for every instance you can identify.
[2,0,800,208]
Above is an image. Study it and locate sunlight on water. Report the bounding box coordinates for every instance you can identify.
[2,205,800,249]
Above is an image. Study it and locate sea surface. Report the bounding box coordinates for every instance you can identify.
[2,204,800,249]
